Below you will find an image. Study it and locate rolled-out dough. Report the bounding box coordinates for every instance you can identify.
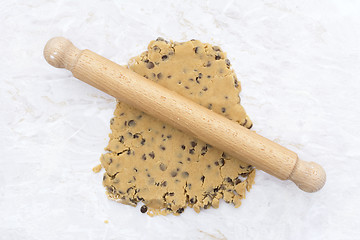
[100,38,255,216]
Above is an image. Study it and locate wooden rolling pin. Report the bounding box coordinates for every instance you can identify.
[44,37,326,193]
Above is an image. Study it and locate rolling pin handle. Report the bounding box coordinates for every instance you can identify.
[43,37,80,70]
[289,159,326,193]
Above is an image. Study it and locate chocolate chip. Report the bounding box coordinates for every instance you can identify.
[127,187,133,194]
[168,75,172,79]
[189,78,194,81]
[225,59,231,67]
[182,172,189,178]
[167,135,172,139]
[160,145,166,150]
[142,154,147,160]
[178,81,182,84]
[194,47,199,53]
[161,181,167,187]
[107,186,115,193]
[157,73,163,79]
[140,205,148,213]
[176,208,184,214]
[181,145,186,150]
[156,37,165,41]
[190,197,197,204]
[198,73,203,79]
[127,150,131,155]
[103,175,106,181]
[185,86,189,89]
[201,145,208,155]
[234,77,239,88]
[119,136,124,143]
[128,120,136,127]
[134,168,138,172]
[208,104,213,110]
[146,62,155,69]
[133,133,140,139]
[204,204,210,209]
[235,179,242,185]
[171,171,177,177]
[202,87,208,91]
[162,55,168,61]
[189,149,195,154]
[190,141,197,147]
[221,107,226,113]
[160,163,167,171]
[212,46,221,51]
[207,164,211,169]
[205,61,211,67]
[207,75,211,78]
[141,139,146,145]
[219,158,225,166]
[241,172,250,177]
[110,118,114,125]
[169,192,175,196]
[215,55,221,60]
[214,161,219,166]
[200,176,205,182]
[149,151,155,159]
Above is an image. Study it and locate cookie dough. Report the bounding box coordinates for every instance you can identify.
[100,38,255,216]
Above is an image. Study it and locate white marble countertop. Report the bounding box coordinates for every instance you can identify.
[1,1,360,239]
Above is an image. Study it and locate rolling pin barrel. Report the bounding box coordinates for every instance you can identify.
[44,37,326,192]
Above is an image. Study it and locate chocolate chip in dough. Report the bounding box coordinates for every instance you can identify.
[159,163,167,171]
[140,205,148,213]
[149,151,155,159]
[146,62,155,69]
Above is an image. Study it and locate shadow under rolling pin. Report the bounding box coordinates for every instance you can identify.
[43,37,326,193]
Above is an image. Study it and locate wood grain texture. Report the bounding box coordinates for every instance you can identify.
[43,37,326,192]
